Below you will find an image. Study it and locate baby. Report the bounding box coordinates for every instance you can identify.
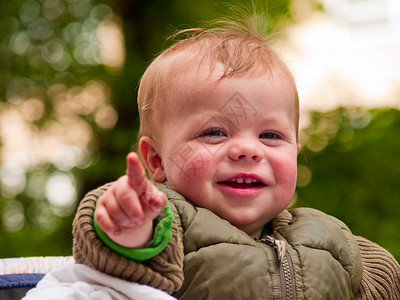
[70,23,400,299]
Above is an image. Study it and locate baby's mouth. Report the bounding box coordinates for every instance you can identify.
[219,177,265,189]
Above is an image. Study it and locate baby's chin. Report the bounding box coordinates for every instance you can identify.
[221,213,269,237]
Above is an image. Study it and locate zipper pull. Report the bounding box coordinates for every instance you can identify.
[261,236,286,264]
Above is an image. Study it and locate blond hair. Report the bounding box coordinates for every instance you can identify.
[137,19,299,140]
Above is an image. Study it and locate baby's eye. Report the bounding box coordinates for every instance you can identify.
[259,131,285,146]
[199,128,226,137]
[259,132,280,139]
[198,128,227,143]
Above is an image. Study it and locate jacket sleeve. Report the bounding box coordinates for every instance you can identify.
[354,236,400,299]
[72,183,184,294]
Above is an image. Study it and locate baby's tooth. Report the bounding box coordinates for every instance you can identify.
[245,178,253,184]
[252,178,257,183]
[236,178,244,184]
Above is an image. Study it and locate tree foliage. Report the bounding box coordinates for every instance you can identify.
[295,107,400,260]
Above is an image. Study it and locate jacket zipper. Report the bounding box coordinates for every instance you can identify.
[260,236,296,300]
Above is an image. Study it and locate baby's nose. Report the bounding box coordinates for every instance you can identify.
[228,139,263,162]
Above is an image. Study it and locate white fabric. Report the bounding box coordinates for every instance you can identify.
[23,263,176,300]
[0,256,74,275]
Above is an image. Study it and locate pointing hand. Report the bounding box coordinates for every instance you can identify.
[95,152,167,248]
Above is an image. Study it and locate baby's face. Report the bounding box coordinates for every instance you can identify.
[155,64,299,238]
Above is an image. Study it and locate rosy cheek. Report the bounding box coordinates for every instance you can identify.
[167,145,212,183]
[273,155,298,186]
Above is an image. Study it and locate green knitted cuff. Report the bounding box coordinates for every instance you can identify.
[93,204,173,262]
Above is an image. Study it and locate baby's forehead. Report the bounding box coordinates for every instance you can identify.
[139,31,299,140]
[160,65,295,118]
[168,59,293,96]
[162,60,297,124]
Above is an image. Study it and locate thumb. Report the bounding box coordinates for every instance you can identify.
[140,183,168,221]
[143,183,167,208]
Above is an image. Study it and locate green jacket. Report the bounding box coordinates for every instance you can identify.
[73,184,400,299]
[164,186,362,299]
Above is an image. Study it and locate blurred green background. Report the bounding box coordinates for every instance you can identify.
[0,0,399,262]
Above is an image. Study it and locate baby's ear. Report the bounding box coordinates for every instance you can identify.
[139,136,166,183]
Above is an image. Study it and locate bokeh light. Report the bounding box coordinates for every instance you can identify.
[0,0,122,238]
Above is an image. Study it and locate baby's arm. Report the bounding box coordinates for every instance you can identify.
[355,236,400,299]
[72,153,184,293]
[95,152,167,248]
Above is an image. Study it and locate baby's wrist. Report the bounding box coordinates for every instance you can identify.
[107,221,154,249]
[93,204,174,262]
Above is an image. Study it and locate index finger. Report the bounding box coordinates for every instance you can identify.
[126,152,147,195]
